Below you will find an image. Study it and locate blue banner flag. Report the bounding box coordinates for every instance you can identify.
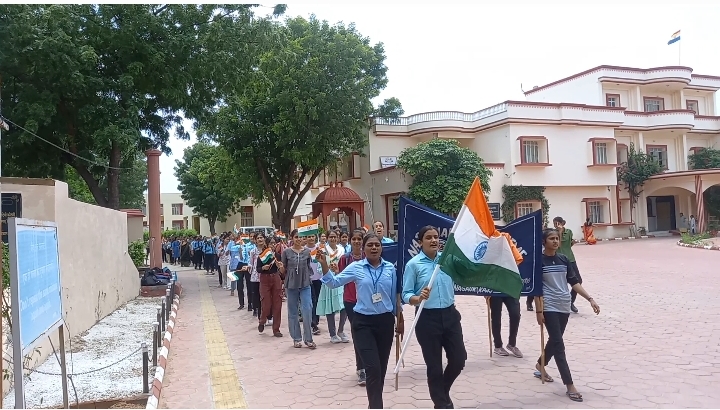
[381,196,543,297]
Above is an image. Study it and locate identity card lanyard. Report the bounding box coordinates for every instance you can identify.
[368,265,384,303]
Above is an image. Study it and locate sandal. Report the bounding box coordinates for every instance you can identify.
[273,332,283,337]
[533,371,554,383]
[293,341,303,348]
[566,392,583,402]
[305,341,317,349]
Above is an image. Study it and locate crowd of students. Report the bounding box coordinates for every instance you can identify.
[177,216,600,408]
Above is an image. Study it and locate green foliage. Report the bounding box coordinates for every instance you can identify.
[143,231,150,242]
[162,229,198,239]
[199,16,398,232]
[680,232,712,244]
[617,143,662,207]
[501,185,550,227]
[175,143,245,235]
[0,4,281,209]
[374,97,405,124]
[688,147,720,218]
[128,240,147,267]
[397,139,492,216]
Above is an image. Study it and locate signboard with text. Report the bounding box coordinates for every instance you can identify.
[2,193,23,243]
[8,218,63,352]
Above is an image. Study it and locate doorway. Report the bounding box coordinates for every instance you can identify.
[647,196,676,231]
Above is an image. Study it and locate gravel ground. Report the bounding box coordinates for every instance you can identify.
[3,296,163,409]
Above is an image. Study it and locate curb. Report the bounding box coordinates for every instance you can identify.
[676,240,720,250]
[146,290,182,410]
[577,235,656,244]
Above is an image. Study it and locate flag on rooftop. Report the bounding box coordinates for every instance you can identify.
[298,218,319,237]
[668,30,681,45]
[438,177,524,298]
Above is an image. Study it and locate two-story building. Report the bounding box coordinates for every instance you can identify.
[290,65,720,240]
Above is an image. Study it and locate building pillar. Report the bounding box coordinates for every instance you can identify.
[146,149,162,268]
[682,134,688,170]
[695,175,706,233]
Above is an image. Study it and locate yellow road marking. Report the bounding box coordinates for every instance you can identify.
[198,273,247,409]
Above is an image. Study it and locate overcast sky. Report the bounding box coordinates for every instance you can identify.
[159,1,720,192]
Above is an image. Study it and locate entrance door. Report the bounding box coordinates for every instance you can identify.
[653,196,676,231]
[192,216,200,232]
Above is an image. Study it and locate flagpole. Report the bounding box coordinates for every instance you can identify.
[393,264,441,374]
[678,38,681,65]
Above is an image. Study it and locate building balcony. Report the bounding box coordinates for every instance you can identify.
[620,110,696,131]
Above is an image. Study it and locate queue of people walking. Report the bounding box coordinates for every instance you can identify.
[174,215,600,408]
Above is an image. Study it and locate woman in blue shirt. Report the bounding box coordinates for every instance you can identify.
[372,221,395,244]
[402,226,466,409]
[318,233,404,409]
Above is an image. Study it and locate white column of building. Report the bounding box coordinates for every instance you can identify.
[638,132,644,151]
[682,134,688,170]
[635,86,642,111]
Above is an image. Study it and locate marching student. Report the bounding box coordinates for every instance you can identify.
[280,229,316,349]
[488,295,523,358]
[373,221,395,243]
[305,234,322,335]
[339,229,367,385]
[553,216,582,313]
[316,230,347,343]
[535,228,600,402]
[402,226,466,409]
[256,232,284,336]
[318,233,404,409]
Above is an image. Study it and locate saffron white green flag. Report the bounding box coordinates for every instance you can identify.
[298,218,319,237]
[438,177,524,298]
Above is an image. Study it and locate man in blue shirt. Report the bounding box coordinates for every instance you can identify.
[373,221,395,244]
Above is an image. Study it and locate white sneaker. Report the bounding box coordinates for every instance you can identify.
[267,318,273,326]
[330,335,342,344]
[338,332,350,343]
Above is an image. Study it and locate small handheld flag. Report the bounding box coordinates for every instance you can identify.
[233,224,239,234]
[667,30,680,45]
[298,219,319,237]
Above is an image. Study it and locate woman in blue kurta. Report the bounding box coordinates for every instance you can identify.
[403,226,467,409]
[318,233,404,409]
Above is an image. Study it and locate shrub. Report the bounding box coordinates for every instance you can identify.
[680,232,711,245]
[161,229,198,239]
[128,240,147,267]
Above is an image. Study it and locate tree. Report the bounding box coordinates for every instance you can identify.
[64,155,148,208]
[199,16,398,232]
[174,143,245,235]
[397,138,492,216]
[374,97,405,124]
[0,4,282,209]
[688,147,720,218]
[617,142,662,208]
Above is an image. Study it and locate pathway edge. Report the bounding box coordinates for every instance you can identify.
[146,289,183,410]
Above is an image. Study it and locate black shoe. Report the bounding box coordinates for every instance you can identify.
[258,323,265,333]
[527,305,534,312]
[253,309,258,317]
[571,304,578,313]
[238,305,244,310]
[247,306,252,312]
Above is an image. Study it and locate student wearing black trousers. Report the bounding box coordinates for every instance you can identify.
[488,296,523,358]
[535,228,600,403]
[402,226,466,409]
[339,229,366,385]
[318,234,404,409]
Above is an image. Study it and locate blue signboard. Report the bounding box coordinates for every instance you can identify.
[381,196,543,297]
[10,220,63,351]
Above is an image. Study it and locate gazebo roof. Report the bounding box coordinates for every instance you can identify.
[314,183,364,204]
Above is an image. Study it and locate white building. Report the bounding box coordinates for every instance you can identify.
[291,65,720,240]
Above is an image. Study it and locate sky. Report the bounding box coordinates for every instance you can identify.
[159,1,720,193]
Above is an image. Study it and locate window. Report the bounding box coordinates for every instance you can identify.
[141,205,147,215]
[172,220,184,230]
[644,98,664,112]
[647,145,668,169]
[588,201,604,224]
[516,202,534,217]
[686,100,699,114]
[171,203,183,215]
[617,144,628,164]
[594,143,608,164]
[605,94,621,107]
[240,206,254,227]
[160,204,164,214]
[523,141,540,163]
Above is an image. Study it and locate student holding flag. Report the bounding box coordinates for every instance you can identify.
[256,232,284,336]
[535,228,600,402]
[403,225,467,409]
[318,233,404,409]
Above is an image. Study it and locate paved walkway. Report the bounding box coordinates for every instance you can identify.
[160,238,720,408]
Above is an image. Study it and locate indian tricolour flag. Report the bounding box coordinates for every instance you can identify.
[259,248,275,264]
[438,177,524,298]
[298,218,319,237]
[240,234,250,244]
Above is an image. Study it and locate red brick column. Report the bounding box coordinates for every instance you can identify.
[146,149,162,268]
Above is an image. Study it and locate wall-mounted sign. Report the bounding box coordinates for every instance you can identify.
[488,202,501,221]
[379,156,397,168]
[2,193,23,243]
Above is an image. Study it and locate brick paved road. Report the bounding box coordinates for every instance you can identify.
[160,238,720,408]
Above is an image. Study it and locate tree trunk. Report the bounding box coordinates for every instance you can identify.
[106,140,122,209]
[72,163,109,208]
[208,216,217,235]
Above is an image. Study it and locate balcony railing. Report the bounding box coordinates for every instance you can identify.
[373,102,508,126]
